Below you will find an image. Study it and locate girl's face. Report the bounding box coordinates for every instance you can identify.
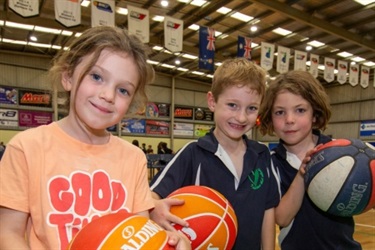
[208,85,261,143]
[272,90,316,147]
[63,49,139,131]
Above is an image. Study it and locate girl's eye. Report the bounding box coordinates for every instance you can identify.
[274,110,284,116]
[248,106,258,112]
[118,88,129,96]
[296,108,306,113]
[91,73,102,82]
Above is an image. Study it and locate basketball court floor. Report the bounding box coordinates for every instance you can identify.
[275,209,375,250]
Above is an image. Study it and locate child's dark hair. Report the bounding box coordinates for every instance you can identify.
[259,70,331,136]
[49,26,154,114]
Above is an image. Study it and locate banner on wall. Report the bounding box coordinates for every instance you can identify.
[9,0,39,17]
[276,46,290,74]
[18,89,52,107]
[260,42,275,71]
[337,60,348,84]
[199,26,215,71]
[128,5,149,43]
[164,16,183,52]
[146,120,169,135]
[360,66,370,88]
[237,36,252,60]
[91,0,115,27]
[173,122,194,136]
[174,107,193,120]
[324,57,335,83]
[194,107,213,122]
[0,86,18,105]
[18,110,52,127]
[349,64,359,86]
[360,120,375,137]
[194,124,213,137]
[121,118,146,134]
[54,0,81,27]
[294,50,307,71]
[309,54,319,78]
[0,108,18,127]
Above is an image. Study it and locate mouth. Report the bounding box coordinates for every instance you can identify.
[91,101,112,113]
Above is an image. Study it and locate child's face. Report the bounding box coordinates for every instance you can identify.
[208,85,261,142]
[63,49,139,131]
[272,90,316,146]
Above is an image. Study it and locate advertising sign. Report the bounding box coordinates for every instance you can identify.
[0,108,18,127]
[18,110,52,127]
[146,120,170,135]
[121,118,146,134]
[18,89,52,107]
[0,86,18,105]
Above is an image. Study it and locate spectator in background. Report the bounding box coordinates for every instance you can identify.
[147,145,154,154]
[132,139,140,147]
[161,142,173,154]
[141,143,147,154]
[0,142,5,161]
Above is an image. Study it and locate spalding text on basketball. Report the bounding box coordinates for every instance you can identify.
[336,183,368,216]
[121,220,165,249]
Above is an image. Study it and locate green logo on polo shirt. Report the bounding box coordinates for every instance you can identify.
[248,168,264,190]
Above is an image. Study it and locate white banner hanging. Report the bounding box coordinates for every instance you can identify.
[337,60,348,85]
[276,46,290,74]
[55,0,81,27]
[349,64,359,86]
[324,57,335,83]
[91,0,115,27]
[260,42,275,71]
[360,66,370,88]
[164,16,183,52]
[128,5,149,43]
[309,54,319,78]
[294,50,307,71]
[9,0,39,17]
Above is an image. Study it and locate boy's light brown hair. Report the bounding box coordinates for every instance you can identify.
[259,70,331,136]
[211,58,267,101]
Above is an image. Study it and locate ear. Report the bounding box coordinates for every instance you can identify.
[61,71,73,91]
[207,91,216,112]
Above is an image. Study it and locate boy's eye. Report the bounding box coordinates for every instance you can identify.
[296,108,306,113]
[227,103,236,108]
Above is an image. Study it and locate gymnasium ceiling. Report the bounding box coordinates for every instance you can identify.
[0,0,374,85]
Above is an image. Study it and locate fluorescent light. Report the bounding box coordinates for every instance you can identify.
[306,45,312,51]
[28,42,51,48]
[35,26,61,34]
[192,71,205,75]
[206,74,214,78]
[363,61,375,67]
[81,0,90,7]
[177,0,190,3]
[61,30,73,36]
[52,45,62,50]
[147,60,159,65]
[307,40,325,47]
[337,51,353,58]
[351,56,365,62]
[2,38,27,45]
[161,63,175,69]
[0,20,4,26]
[190,0,207,7]
[215,62,222,66]
[177,67,189,72]
[152,45,163,51]
[152,15,164,22]
[230,12,253,22]
[5,21,34,30]
[217,7,231,14]
[182,54,198,60]
[354,0,375,5]
[272,27,292,36]
[188,24,200,31]
[116,7,128,15]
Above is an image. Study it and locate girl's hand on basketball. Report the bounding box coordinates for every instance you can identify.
[150,198,189,231]
[167,231,191,250]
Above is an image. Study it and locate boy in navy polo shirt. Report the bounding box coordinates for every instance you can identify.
[259,70,361,250]
[150,58,280,250]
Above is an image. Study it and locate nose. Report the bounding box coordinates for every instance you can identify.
[235,108,248,123]
[285,113,295,124]
[99,86,115,103]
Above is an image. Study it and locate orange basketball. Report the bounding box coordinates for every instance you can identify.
[167,185,238,250]
[68,212,174,250]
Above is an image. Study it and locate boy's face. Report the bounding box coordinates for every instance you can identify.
[207,85,261,142]
[62,49,139,131]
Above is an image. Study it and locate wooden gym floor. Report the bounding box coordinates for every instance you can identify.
[275,209,375,250]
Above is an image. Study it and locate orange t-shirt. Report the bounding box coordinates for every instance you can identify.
[0,122,154,250]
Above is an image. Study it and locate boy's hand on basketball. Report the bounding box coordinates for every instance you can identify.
[167,231,191,250]
[151,198,189,231]
[299,145,321,176]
